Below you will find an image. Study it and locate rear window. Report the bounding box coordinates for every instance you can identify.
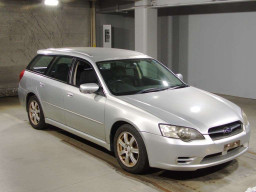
[29,55,54,74]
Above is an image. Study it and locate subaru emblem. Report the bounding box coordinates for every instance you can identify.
[223,127,232,134]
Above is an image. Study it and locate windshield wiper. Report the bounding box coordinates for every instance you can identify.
[137,84,188,94]
[137,87,169,94]
[170,84,188,89]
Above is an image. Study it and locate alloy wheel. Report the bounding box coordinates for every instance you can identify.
[29,100,40,125]
[117,132,139,167]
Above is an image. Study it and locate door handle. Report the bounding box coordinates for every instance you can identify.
[39,82,45,87]
[67,92,73,97]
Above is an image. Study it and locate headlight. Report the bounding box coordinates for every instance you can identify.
[242,110,249,127]
[159,124,205,142]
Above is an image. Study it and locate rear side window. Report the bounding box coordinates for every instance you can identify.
[47,56,73,83]
[29,55,54,74]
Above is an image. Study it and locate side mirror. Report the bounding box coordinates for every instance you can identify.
[176,73,183,81]
[80,83,99,94]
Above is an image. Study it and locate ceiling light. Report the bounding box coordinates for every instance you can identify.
[44,0,59,6]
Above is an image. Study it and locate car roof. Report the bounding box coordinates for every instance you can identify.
[37,47,151,62]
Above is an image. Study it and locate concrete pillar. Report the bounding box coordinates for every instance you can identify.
[135,1,158,58]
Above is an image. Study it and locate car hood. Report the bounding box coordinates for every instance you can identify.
[118,87,242,134]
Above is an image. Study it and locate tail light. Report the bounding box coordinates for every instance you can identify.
[19,69,25,82]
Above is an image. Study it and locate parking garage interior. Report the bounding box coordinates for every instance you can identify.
[0,0,256,192]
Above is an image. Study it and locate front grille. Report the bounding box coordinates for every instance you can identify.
[208,121,243,140]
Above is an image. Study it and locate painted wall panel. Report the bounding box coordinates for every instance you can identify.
[187,12,256,99]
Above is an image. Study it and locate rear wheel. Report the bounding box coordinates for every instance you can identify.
[28,96,46,130]
[114,124,149,174]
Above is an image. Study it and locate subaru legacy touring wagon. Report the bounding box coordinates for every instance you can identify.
[18,47,250,173]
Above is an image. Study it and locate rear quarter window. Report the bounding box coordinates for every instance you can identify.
[28,55,54,74]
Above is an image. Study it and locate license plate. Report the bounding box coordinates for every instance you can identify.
[224,140,240,151]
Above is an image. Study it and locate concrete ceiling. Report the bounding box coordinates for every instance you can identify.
[152,0,254,7]
[97,0,256,14]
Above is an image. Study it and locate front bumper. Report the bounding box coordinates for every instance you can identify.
[141,125,250,171]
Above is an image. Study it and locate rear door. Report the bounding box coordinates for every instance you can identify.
[38,56,74,124]
[63,59,106,141]
[26,54,55,110]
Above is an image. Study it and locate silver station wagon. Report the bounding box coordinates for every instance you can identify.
[18,47,250,173]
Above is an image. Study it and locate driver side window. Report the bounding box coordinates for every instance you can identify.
[73,60,98,87]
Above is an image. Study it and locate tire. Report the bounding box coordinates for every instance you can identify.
[27,95,46,130]
[114,124,149,174]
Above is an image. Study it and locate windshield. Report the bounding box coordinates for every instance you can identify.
[96,59,185,96]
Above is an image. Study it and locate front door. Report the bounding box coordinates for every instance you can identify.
[63,59,106,141]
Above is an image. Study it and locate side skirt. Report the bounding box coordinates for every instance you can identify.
[45,118,111,150]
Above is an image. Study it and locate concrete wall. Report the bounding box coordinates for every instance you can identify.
[157,16,173,69]
[176,12,256,99]
[0,0,90,97]
[172,16,189,80]
[96,13,135,50]
[95,11,256,99]
[95,13,173,69]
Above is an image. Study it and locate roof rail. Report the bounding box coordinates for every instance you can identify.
[46,48,93,58]
[72,51,93,58]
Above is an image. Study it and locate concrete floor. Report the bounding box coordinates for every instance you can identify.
[0,95,255,192]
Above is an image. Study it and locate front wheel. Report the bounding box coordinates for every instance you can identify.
[27,95,46,130]
[114,124,149,174]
